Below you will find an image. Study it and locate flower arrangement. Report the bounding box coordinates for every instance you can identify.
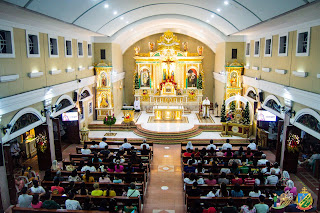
[287,133,300,153]
[35,133,48,153]
[103,114,116,132]
[188,89,196,101]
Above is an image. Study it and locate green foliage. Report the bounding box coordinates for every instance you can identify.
[134,73,140,89]
[103,114,116,126]
[220,100,226,122]
[243,102,250,125]
[197,73,203,89]
[230,101,236,111]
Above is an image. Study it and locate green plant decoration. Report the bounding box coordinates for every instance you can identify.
[103,114,116,132]
[220,100,226,122]
[243,102,250,125]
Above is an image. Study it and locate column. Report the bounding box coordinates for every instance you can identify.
[44,99,56,162]
[280,110,290,169]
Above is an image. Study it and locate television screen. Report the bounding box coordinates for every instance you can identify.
[62,112,78,121]
[257,110,277,122]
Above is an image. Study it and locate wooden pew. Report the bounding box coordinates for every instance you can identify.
[181,155,262,163]
[183,172,278,179]
[84,140,153,147]
[12,206,112,213]
[182,163,267,169]
[75,146,153,156]
[68,153,151,163]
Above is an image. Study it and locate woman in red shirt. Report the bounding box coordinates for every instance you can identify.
[204,174,217,185]
[231,174,243,185]
[244,172,256,185]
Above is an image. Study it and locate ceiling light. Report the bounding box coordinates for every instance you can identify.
[126,21,129,24]
[113,11,117,15]
[104,4,109,8]
[120,16,124,20]
[211,14,214,18]
[217,8,221,12]
[206,20,210,23]
[224,1,229,5]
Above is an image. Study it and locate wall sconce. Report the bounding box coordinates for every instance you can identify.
[49,69,61,75]
[88,66,94,70]
[28,72,44,78]
[281,106,296,118]
[292,71,308,78]
[0,74,19,82]
[120,81,123,89]
[1,124,11,134]
[66,68,75,73]
[78,67,85,71]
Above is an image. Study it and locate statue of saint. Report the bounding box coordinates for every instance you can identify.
[101,74,107,87]
[100,93,109,108]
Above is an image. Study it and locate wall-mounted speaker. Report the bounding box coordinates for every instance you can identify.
[259,92,264,103]
[73,91,78,102]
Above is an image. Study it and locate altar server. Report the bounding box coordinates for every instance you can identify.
[202,97,210,118]
[134,97,141,112]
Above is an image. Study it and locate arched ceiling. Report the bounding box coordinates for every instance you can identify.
[4,0,314,37]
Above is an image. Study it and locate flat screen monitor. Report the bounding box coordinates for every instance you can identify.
[257,110,277,122]
[62,112,78,121]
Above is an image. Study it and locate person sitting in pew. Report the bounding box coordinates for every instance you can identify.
[222,198,238,213]
[184,148,193,157]
[195,162,206,173]
[194,148,201,157]
[249,184,261,197]
[91,183,104,196]
[222,139,232,150]
[107,162,115,172]
[274,182,284,196]
[113,153,126,164]
[255,172,267,186]
[250,161,260,174]
[207,139,217,150]
[99,145,112,157]
[204,174,217,185]
[266,170,279,185]
[224,148,234,157]
[113,176,122,183]
[231,183,244,197]
[115,160,124,172]
[89,141,98,149]
[92,152,102,163]
[231,174,243,185]
[240,163,250,174]
[244,172,256,185]
[140,139,150,149]
[105,185,117,197]
[280,170,290,185]
[65,192,82,210]
[82,196,95,210]
[68,169,81,182]
[187,182,202,197]
[99,172,111,183]
[253,146,263,158]
[43,169,53,181]
[230,162,240,175]
[234,146,244,156]
[53,170,65,182]
[99,138,108,148]
[77,160,85,172]
[270,162,280,175]
[254,195,269,213]
[186,141,194,150]
[121,138,132,149]
[81,144,91,155]
[184,173,197,184]
[51,179,65,194]
[82,170,95,183]
[246,148,253,158]
[31,194,42,209]
[218,172,230,184]
[127,183,140,197]
[30,180,45,195]
[77,182,88,195]
[220,166,231,174]
[189,200,203,213]
[261,162,271,175]
[42,191,61,209]
[187,154,198,165]
[184,160,196,173]
[65,181,77,195]
[247,140,257,150]
[66,161,77,171]
[18,187,32,208]
[257,154,269,166]
[240,197,256,213]
[229,154,242,166]
[215,182,229,197]
[203,202,217,213]
[208,162,219,173]
[98,199,108,211]
[81,161,97,172]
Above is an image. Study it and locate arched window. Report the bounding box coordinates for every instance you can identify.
[10,113,40,134]
[80,90,91,100]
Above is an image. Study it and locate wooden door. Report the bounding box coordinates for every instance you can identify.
[282,125,301,173]
[52,119,62,161]
[3,144,16,204]
[275,120,284,163]
[35,124,52,171]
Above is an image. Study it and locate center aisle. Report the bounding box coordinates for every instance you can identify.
[143,144,185,213]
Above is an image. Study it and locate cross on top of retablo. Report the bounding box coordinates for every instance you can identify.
[301,187,308,193]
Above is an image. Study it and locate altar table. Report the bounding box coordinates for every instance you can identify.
[153,106,184,120]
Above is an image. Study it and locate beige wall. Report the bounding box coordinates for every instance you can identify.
[123,33,216,105]
[225,42,245,65]
[93,43,112,65]
[244,25,320,94]
[0,27,94,98]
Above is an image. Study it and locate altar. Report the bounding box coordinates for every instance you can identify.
[153,106,184,120]
[133,31,204,111]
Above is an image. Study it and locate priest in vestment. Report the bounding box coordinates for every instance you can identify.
[134,97,141,112]
[202,97,210,118]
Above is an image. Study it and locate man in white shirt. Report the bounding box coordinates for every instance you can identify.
[247,140,257,150]
[99,138,108,148]
[81,144,91,155]
[65,192,81,210]
[134,97,141,112]
[140,139,150,149]
[18,187,32,208]
[90,141,99,148]
[221,139,232,150]
[202,97,210,118]
[206,139,217,150]
[121,138,132,149]
[81,162,97,172]
[266,170,279,185]
[257,154,269,166]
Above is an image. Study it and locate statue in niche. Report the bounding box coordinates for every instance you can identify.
[140,69,150,87]
[187,69,197,87]
[148,42,155,52]
[182,42,188,52]
[100,92,109,108]
[101,73,108,87]
[197,46,204,56]
[230,72,237,87]
[134,46,140,56]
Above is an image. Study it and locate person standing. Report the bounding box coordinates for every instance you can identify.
[202,97,211,118]
[134,97,141,112]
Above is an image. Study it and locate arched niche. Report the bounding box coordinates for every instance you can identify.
[2,107,46,143]
[139,66,151,88]
[291,108,320,140]
[79,86,93,102]
[262,95,283,119]
[245,87,257,102]
[225,95,254,121]
[51,94,76,118]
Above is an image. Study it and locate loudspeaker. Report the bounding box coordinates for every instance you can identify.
[73,91,78,102]
[259,92,264,102]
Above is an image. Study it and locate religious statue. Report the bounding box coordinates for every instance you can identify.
[101,73,107,87]
[187,69,197,87]
[100,92,109,108]
[182,42,188,52]
[134,97,141,112]
[202,97,210,118]
[230,72,237,87]
[134,46,140,56]
[163,69,166,80]
[141,69,150,87]
[171,70,174,81]
[197,46,204,56]
[148,42,155,52]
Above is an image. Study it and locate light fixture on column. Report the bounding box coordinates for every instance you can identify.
[66,68,75,73]
[49,69,61,75]
[78,66,85,71]
[28,71,43,78]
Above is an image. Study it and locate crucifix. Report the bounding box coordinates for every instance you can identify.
[162,57,175,80]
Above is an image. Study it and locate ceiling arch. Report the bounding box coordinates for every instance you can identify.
[4,0,311,37]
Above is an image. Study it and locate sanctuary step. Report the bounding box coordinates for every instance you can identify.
[88,123,137,131]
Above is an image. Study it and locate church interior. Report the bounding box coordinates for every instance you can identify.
[0,0,320,212]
